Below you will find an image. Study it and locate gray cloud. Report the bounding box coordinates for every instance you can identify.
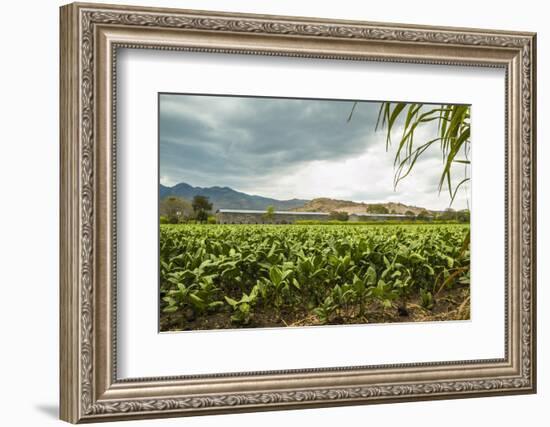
[159,93,469,210]
[161,95,380,180]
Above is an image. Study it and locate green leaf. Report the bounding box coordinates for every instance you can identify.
[208,301,224,309]
[224,296,238,307]
[424,264,435,275]
[366,266,377,285]
[269,266,283,286]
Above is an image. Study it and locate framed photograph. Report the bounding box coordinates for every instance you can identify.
[158,93,473,332]
[60,2,537,423]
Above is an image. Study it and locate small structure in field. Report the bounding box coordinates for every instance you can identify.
[348,213,410,222]
[215,209,414,224]
[215,209,329,224]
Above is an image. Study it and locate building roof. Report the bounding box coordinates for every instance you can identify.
[350,213,409,218]
[216,209,410,217]
[216,209,329,215]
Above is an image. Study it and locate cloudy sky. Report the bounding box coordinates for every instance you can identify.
[159,94,470,211]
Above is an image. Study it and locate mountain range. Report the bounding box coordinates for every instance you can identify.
[160,182,432,214]
[160,182,308,211]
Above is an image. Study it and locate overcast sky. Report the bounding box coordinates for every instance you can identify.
[159,94,470,211]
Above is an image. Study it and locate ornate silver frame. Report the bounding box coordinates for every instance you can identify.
[60,2,537,423]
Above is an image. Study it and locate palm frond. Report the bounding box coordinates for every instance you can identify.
[375,102,471,207]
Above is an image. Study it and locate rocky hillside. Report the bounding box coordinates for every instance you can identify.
[293,198,431,215]
[160,182,308,211]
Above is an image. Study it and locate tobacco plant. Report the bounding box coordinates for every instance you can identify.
[160,224,470,327]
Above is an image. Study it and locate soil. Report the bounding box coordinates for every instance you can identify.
[160,285,470,332]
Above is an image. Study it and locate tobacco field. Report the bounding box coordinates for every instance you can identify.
[160,224,470,331]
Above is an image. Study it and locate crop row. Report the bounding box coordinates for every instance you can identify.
[160,224,470,328]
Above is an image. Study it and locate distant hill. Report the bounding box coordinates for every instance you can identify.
[160,182,308,211]
[292,198,432,215]
[160,182,435,214]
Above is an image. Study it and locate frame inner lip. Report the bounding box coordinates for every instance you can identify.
[109,41,511,383]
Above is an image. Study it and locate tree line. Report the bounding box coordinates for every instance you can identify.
[160,196,469,225]
[328,208,468,223]
[160,195,214,224]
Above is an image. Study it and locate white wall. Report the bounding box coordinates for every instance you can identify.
[0,0,546,426]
